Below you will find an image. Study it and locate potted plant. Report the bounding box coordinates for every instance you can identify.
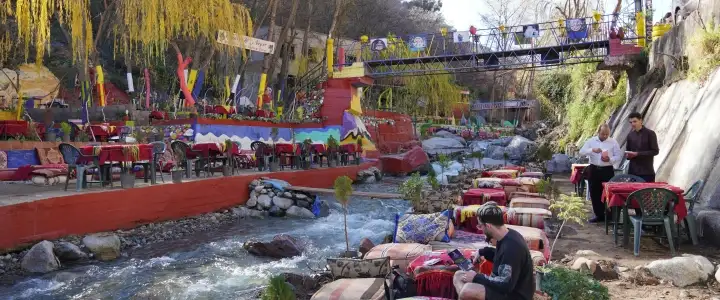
[327,136,339,167]
[120,145,139,189]
[171,165,183,183]
[334,176,359,258]
[437,153,452,186]
[269,127,280,172]
[223,139,233,176]
[399,173,425,213]
[355,138,363,165]
[60,122,72,142]
[302,138,313,170]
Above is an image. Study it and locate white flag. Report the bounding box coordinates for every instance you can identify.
[453,31,471,43]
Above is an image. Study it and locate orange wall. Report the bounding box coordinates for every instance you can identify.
[0,163,374,250]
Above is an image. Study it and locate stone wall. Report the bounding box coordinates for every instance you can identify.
[609,8,720,244]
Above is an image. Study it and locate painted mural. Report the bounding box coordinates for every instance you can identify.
[193,124,294,150]
[294,126,341,144]
[135,124,194,142]
[341,111,376,151]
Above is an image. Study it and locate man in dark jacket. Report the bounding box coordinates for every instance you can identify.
[625,112,659,182]
[453,202,535,300]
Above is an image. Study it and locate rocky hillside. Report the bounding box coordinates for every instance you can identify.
[609,7,720,244]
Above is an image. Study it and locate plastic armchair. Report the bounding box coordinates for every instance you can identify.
[149,141,166,183]
[606,174,646,237]
[170,141,206,178]
[58,143,104,191]
[680,180,704,245]
[626,188,680,256]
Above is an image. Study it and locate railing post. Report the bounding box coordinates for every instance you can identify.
[326,39,334,78]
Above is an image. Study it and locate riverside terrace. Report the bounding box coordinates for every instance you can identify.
[0,147,376,251]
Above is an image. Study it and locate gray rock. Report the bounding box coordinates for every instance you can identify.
[259,189,268,194]
[284,192,293,198]
[359,238,375,256]
[53,241,87,262]
[295,193,308,200]
[272,196,294,210]
[246,195,258,207]
[504,136,537,161]
[257,194,273,208]
[82,233,121,261]
[251,179,261,187]
[232,207,266,218]
[716,265,720,284]
[243,234,305,258]
[254,185,264,192]
[646,254,714,287]
[546,153,571,173]
[318,200,330,218]
[296,200,311,209]
[269,206,286,217]
[286,206,315,219]
[21,241,60,273]
[268,192,275,198]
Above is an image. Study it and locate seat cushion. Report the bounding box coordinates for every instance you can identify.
[510,192,547,200]
[327,257,390,279]
[507,225,551,260]
[510,197,551,209]
[364,243,431,275]
[518,177,542,193]
[311,278,385,300]
[36,147,65,165]
[506,207,551,229]
[394,211,452,243]
[0,151,7,169]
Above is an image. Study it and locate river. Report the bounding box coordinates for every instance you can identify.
[0,182,409,300]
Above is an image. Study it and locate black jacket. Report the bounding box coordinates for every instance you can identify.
[473,229,535,300]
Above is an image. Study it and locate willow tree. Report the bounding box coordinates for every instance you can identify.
[114,0,253,107]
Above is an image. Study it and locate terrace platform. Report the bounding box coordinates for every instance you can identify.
[0,162,375,251]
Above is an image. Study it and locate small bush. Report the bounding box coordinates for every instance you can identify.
[688,22,720,81]
[261,275,296,300]
[540,267,609,300]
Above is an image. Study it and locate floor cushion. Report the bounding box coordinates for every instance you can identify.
[518,177,542,193]
[510,192,547,200]
[453,205,509,234]
[462,188,507,206]
[30,168,69,186]
[530,250,547,266]
[0,151,7,169]
[429,230,490,251]
[364,243,431,275]
[507,225,551,260]
[311,278,385,300]
[506,207,552,229]
[394,211,452,244]
[471,178,503,189]
[522,171,544,179]
[327,257,390,279]
[36,147,65,165]
[510,197,551,209]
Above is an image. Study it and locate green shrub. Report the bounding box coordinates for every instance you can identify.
[540,267,609,300]
[689,21,720,81]
[261,275,296,300]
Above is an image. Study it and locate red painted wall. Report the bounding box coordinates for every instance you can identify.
[321,79,353,126]
[365,110,419,154]
[0,163,374,250]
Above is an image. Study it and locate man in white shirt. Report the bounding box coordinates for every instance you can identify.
[579,124,623,223]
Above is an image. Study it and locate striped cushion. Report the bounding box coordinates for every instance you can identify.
[530,250,547,266]
[364,243,431,275]
[510,197,551,209]
[311,278,385,300]
[509,192,547,200]
[518,177,542,193]
[506,207,551,229]
[507,225,551,260]
[503,185,528,200]
[522,171,544,179]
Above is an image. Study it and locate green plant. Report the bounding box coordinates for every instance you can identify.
[225,139,233,152]
[261,275,296,300]
[427,167,440,190]
[60,122,72,135]
[536,179,551,196]
[303,138,313,146]
[399,173,424,205]
[548,193,586,259]
[689,20,720,81]
[502,152,509,166]
[334,176,354,252]
[540,266,609,300]
[270,127,279,145]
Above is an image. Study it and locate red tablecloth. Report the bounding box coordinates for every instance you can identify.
[602,182,687,221]
[410,250,493,299]
[481,169,519,179]
[87,125,118,137]
[274,143,295,155]
[462,188,507,206]
[0,121,29,136]
[213,105,236,115]
[311,144,326,153]
[340,144,360,153]
[78,144,153,164]
[570,164,589,184]
[191,142,239,157]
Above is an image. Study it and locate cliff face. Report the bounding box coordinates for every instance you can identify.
[610,7,720,244]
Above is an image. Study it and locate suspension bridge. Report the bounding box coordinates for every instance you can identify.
[335,14,646,77]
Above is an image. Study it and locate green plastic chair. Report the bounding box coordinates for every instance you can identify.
[681,180,704,246]
[626,188,679,256]
[605,174,645,243]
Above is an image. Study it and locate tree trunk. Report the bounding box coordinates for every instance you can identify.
[267,0,299,93]
[344,208,349,252]
[327,0,344,39]
[277,0,301,108]
[260,0,279,108]
[301,0,314,60]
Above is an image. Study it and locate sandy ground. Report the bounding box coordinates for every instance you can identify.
[551,176,720,300]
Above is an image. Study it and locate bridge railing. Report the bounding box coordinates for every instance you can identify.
[337,14,643,66]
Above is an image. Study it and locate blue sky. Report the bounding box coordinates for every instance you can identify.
[440,0,673,31]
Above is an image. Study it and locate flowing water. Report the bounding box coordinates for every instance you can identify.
[0,183,409,300]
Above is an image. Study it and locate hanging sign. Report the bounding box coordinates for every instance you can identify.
[217,30,276,54]
[369,38,388,52]
[408,35,427,52]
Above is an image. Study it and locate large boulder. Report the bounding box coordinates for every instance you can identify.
[21,241,60,273]
[422,137,465,150]
[379,146,430,176]
[272,196,295,210]
[358,238,375,256]
[645,254,714,287]
[546,153,571,173]
[243,234,305,258]
[53,241,87,262]
[433,131,466,145]
[257,194,273,208]
[317,200,331,218]
[232,206,266,218]
[268,206,286,217]
[286,206,315,219]
[82,233,121,261]
[504,136,537,161]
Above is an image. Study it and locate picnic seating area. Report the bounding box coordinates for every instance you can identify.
[310,167,553,300]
